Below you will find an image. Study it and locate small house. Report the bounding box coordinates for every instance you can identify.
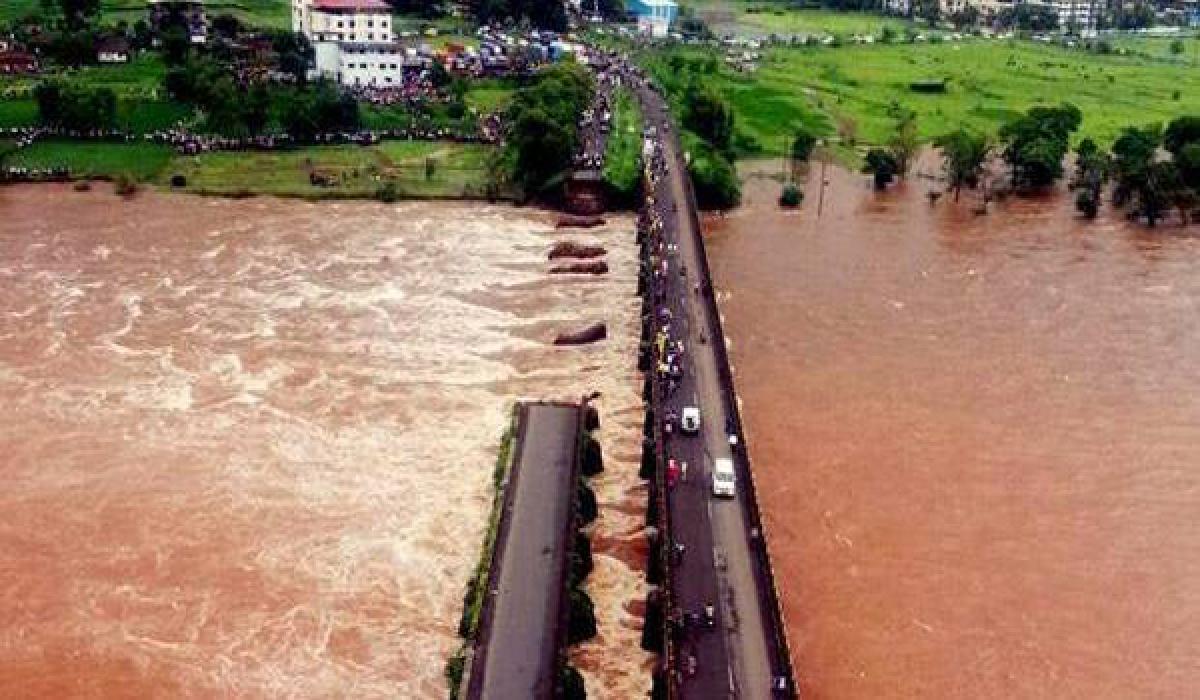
[97,36,131,63]
[0,49,38,74]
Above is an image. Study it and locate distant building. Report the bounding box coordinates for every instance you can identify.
[0,49,38,75]
[97,36,131,63]
[294,0,414,86]
[628,0,677,38]
[1033,0,1099,29]
[148,0,208,45]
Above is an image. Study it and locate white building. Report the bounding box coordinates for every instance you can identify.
[630,0,678,38]
[293,0,412,86]
[1034,0,1099,30]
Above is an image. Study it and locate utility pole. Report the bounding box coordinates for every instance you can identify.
[816,153,829,218]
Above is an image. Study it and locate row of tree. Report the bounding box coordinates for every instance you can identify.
[33,81,117,131]
[855,104,1200,227]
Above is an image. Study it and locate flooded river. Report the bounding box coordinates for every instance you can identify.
[708,159,1200,698]
[0,185,650,698]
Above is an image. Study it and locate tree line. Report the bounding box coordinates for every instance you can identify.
[851,102,1200,227]
[502,62,594,198]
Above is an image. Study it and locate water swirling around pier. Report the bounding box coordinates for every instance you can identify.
[0,185,650,698]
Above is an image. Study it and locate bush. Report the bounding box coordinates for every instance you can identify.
[376,181,399,202]
[685,135,740,210]
[909,79,948,93]
[571,531,593,584]
[444,652,465,699]
[1075,188,1098,218]
[567,588,598,644]
[581,435,604,476]
[114,172,138,197]
[170,174,187,188]
[577,481,598,524]
[560,664,587,700]
[779,183,802,207]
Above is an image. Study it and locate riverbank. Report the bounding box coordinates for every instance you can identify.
[0,139,505,201]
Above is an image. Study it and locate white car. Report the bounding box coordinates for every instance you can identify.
[711,458,736,498]
[681,406,700,434]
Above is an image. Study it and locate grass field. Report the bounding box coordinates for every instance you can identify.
[0,100,38,128]
[645,39,1200,159]
[1108,34,1200,64]
[1,0,291,28]
[684,0,914,38]
[465,78,518,113]
[1,140,175,179]
[165,141,500,198]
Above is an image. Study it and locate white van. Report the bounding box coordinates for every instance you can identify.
[711,458,736,498]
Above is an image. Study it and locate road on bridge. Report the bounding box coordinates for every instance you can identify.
[631,78,785,700]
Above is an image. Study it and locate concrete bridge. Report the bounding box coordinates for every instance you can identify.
[463,401,586,700]
[629,70,798,699]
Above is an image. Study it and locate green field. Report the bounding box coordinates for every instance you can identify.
[465,78,518,113]
[0,99,38,128]
[1108,34,1200,64]
[645,39,1200,158]
[1,139,175,179]
[1,0,291,28]
[684,0,914,38]
[165,141,500,198]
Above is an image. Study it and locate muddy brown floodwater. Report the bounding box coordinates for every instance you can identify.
[0,185,651,698]
[707,158,1200,699]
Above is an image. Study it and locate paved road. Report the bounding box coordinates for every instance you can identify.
[633,82,779,699]
[466,403,581,700]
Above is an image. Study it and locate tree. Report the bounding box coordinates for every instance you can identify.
[914,0,940,24]
[791,128,816,164]
[935,129,990,201]
[863,148,899,190]
[211,13,242,39]
[1132,161,1179,227]
[503,63,594,196]
[43,0,99,30]
[281,82,361,141]
[34,81,117,131]
[1170,39,1185,55]
[888,111,918,176]
[1111,124,1161,206]
[999,103,1081,189]
[779,183,802,207]
[160,25,192,67]
[1163,115,1200,155]
[270,31,315,84]
[1072,138,1109,219]
[1175,141,1200,191]
[949,5,980,29]
[684,84,734,154]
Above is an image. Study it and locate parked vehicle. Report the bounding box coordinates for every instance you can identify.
[681,406,700,434]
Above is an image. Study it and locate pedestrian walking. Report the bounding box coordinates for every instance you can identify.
[680,461,688,482]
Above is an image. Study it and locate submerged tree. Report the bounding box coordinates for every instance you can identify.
[935,129,990,201]
[863,148,899,190]
[999,103,1081,189]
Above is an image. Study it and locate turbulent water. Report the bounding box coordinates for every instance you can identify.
[708,158,1200,698]
[0,185,651,698]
